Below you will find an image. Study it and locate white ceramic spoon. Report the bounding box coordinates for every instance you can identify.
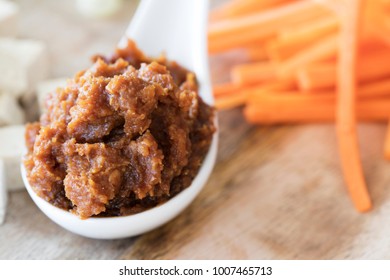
[21,0,217,239]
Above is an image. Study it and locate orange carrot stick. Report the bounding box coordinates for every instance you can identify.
[334,0,371,212]
[296,64,335,91]
[213,82,241,98]
[208,30,273,54]
[276,34,338,77]
[358,78,390,98]
[278,16,339,45]
[249,78,390,98]
[215,93,248,110]
[297,49,390,91]
[246,46,269,61]
[364,0,389,40]
[267,17,339,61]
[210,0,293,21]
[244,95,390,123]
[231,61,276,85]
[248,90,334,104]
[208,1,329,54]
[214,80,296,110]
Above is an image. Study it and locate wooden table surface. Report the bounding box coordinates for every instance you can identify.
[2,0,390,260]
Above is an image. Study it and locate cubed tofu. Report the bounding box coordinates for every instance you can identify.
[0,125,26,191]
[0,160,7,224]
[0,93,24,126]
[0,0,19,37]
[37,78,67,113]
[0,38,49,97]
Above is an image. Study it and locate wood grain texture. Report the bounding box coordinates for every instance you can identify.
[120,122,390,260]
[2,0,390,260]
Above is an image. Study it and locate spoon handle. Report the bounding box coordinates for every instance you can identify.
[119,0,212,104]
[122,0,208,57]
[0,160,7,225]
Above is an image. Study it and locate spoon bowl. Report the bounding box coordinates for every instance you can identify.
[22,0,217,239]
[21,138,216,239]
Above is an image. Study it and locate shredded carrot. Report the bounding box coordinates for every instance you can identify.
[333,0,372,212]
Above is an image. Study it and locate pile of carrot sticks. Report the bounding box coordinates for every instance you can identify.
[209,0,390,212]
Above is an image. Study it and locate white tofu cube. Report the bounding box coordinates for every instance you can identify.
[0,93,24,126]
[0,38,49,97]
[0,125,26,191]
[37,78,67,113]
[0,160,7,224]
[0,0,19,37]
